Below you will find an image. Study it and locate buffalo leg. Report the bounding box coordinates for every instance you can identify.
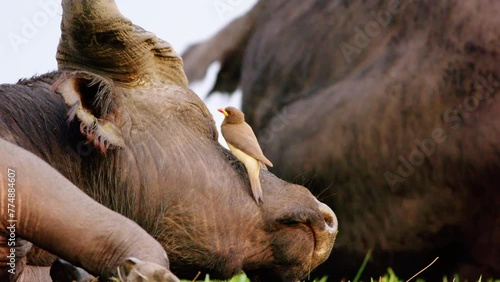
[0,138,175,281]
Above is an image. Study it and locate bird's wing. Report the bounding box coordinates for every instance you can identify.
[227,143,264,204]
[222,122,273,167]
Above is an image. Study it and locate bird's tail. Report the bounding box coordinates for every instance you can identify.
[248,163,263,205]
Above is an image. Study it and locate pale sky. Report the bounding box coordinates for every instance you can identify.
[0,0,256,145]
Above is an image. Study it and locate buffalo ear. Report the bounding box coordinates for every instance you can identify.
[52,71,125,153]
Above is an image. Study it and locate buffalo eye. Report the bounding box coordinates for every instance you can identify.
[277,217,302,226]
[276,210,317,227]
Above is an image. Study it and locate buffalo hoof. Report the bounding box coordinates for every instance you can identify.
[117,257,180,282]
[50,258,96,282]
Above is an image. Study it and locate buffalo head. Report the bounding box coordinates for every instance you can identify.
[0,0,338,280]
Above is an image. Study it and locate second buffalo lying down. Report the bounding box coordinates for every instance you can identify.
[0,0,338,281]
[183,0,500,280]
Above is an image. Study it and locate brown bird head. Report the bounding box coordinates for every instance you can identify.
[218,106,245,124]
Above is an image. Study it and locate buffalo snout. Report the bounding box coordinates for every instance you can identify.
[250,180,338,280]
[317,199,338,234]
[313,199,338,266]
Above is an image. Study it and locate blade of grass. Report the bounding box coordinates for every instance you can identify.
[353,249,373,282]
[191,271,201,282]
[387,267,399,282]
[406,257,439,282]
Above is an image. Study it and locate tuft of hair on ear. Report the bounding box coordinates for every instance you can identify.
[52,71,125,153]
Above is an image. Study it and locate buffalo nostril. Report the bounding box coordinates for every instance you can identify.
[316,200,338,233]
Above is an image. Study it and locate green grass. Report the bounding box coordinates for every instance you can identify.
[180,273,247,282]
[180,250,499,282]
[180,272,328,282]
[181,272,500,282]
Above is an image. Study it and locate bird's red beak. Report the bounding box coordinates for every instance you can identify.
[218,108,229,117]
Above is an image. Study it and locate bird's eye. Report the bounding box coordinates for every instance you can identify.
[230,112,234,116]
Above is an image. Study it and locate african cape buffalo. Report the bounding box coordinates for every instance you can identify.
[183,0,499,280]
[0,0,338,281]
